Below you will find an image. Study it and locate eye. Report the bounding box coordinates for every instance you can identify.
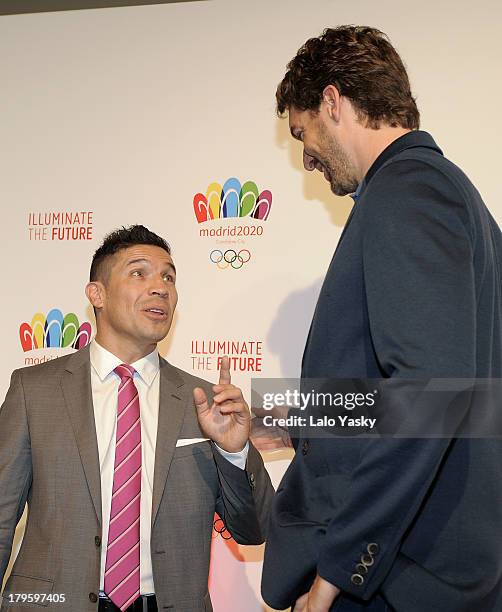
[131,270,143,277]
[163,273,175,283]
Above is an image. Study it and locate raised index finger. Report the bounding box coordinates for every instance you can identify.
[218,356,231,385]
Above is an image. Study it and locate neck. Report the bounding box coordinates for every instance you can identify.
[352,125,412,182]
[94,332,156,364]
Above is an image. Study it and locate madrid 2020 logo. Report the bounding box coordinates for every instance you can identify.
[20,309,92,353]
[193,177,272,270]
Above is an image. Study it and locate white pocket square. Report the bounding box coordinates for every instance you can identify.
[175,438,209,447]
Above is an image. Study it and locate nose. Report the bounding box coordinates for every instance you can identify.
[151,289,168,298]
[149,279,169,298]
[303,150,316,172]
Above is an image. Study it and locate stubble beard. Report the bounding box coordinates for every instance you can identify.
[319,128,359,197]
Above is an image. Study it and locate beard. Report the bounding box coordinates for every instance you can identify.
[318,126,359,196]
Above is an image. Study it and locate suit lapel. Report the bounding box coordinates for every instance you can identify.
[302,201,359,372]
[151,358,186,528]
[61,345,102,526]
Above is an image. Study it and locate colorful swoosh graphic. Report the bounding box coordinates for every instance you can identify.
[194,178,272,223]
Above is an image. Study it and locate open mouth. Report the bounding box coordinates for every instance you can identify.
[143,308,168,319]
[314,159,330,181]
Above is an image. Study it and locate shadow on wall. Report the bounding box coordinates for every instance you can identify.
[267,277,324,378]
[275,116,354,228]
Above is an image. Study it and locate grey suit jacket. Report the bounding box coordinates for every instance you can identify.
[0,345,273,611]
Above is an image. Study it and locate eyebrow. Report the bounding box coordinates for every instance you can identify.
[126,258,177,275]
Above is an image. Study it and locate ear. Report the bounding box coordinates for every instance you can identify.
[85,281,105,311]
[322,84,342,121]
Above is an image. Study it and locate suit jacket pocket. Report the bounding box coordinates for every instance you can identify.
[2,574,54,607]
[277,513,328,527]
[276,471,350,527]
[172,441,212,460]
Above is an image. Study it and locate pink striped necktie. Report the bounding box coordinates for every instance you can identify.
[104,364,141,611]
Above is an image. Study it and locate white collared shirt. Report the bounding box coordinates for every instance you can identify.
[89,340,248,595]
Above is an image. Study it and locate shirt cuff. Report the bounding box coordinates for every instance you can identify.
[213,441,249,470]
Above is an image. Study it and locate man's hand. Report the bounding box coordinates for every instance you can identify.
[193,356,250,453]
[250,403,293,451]
[292,575,340,612]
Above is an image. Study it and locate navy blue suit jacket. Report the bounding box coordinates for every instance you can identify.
[262,132,502,611]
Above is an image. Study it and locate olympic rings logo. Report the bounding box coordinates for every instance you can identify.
[213,517,232,540]
[209,249,251,270]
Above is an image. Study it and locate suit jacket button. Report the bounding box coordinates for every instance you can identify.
[351,574,364,586]
[367,542,379,555]
[95,536,101,547]
[301,440,309,455]
[89,593,98,603]
[356,563,368,574]
[361,553,374,567]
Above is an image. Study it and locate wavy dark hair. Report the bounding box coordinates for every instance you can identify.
[90,225,171,282]
[276,25,419,130]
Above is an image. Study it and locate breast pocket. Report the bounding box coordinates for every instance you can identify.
[168,442,218,510]
[172,441,213,461]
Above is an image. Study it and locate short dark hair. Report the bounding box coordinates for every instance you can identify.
[90,225,171,282]
[276,25,420,130]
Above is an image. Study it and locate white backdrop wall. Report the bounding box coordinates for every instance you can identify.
[1,1,501,610]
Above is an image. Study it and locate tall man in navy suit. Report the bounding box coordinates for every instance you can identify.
[261,26,502,612]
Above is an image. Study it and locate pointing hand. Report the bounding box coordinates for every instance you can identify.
[193,356,251,453]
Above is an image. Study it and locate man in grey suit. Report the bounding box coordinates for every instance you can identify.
[260,26,502,612]
[0,225,273,611]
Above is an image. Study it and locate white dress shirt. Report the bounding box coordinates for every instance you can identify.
[89,340,248,596]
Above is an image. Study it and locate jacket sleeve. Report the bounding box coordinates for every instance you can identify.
[316,159,477,600]
[212,440,274,545]
[0,369,33,585]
